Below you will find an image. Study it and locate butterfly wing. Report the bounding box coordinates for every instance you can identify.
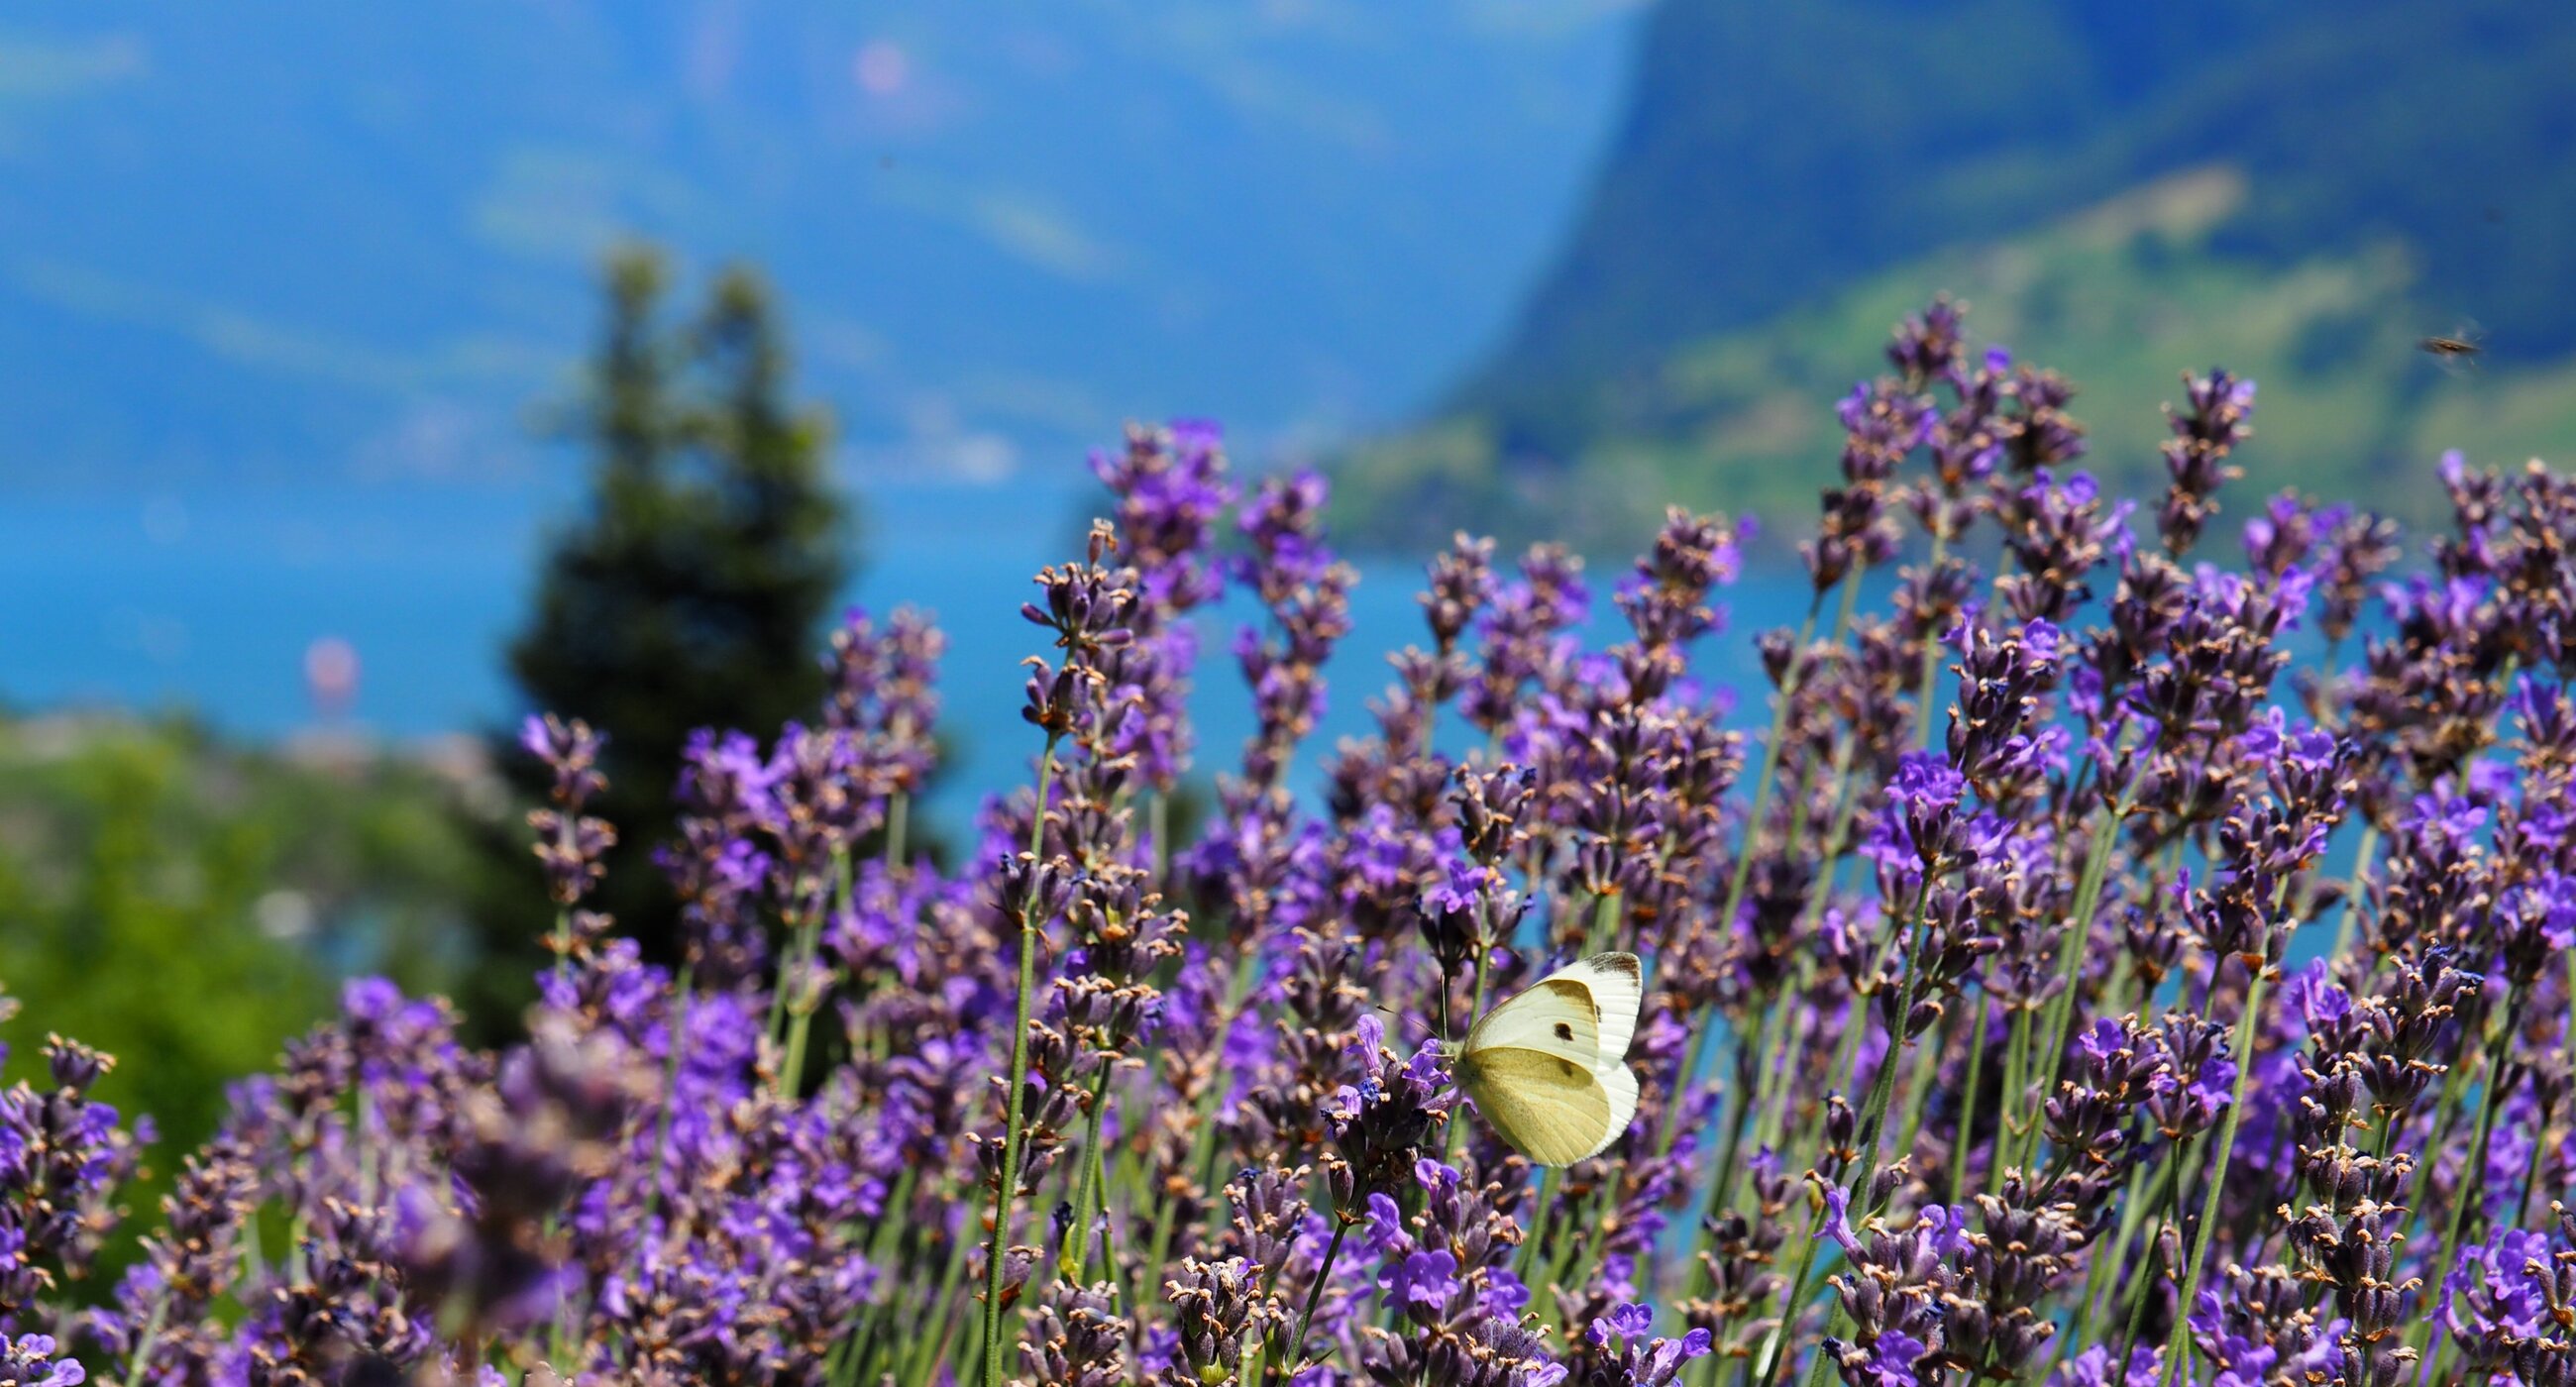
[1457,1046,1616,1167]
[1551,951,1642,1064]
[1465,951,1641,1066]
[1599,1056,1639,1141]
[1458,951,1648,1166]
[1463,977,1602,1065]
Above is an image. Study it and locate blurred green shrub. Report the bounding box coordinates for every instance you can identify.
[0,712,504,1178]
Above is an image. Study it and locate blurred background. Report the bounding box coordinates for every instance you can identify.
[2,0,2571,1188]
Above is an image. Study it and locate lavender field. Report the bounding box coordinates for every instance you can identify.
[9,301,2575,1387]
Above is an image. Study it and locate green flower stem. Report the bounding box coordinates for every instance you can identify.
[1688,594,1824,1059]
[1724,739,1863,1192]
[121,1291,170,1387]
[2157,966,2270,1387]
[911,1216,978,1387]
[1060,1062,1121,1283]
[1758,1211,1832,1387]
[1764,898,1930,1387]
[781,851,854,1101]
[1135,950,1262,1338]
[1664,725,1854,1162]
[2016,793,2129,1171]
[1911,530,1951,753]
[1275,1214,1352,1386]
[1678,1003,1771,1303]
[642,963,697,1232]
[979,734,1062,1387]
[2416,997,2522,1361]
[1779,988,1871,1184]
[2114,1194,2173,1369]
[767,900,812,1045]
[1782,1227,1844,1387]
[1542,1224,1589,1333]
[2069,1150,2167,1349]
[1583,886,1622,958]
[1889,1007,1948,1171]
[2525,953,2576,1230]
[1148,790,1169,885]
[779,1005,818,1101]
[2323,822,2379,962]
[835,1162,921,1387]
[1946,996,1989,1209]
[1784,1051,1911,1387]
[1751,963,1815,1162]
[1446,898,1502,1163]
[1996,1002,2034,1170]
[1192,951,1267,1202]
[2401,1023,2483,1238]
[1518,1163,1559,1287]
[2517,1081,2558,1232]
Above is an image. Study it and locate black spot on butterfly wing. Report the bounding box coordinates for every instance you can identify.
[1553,1021,1574,1041]
[1556,1058,1578,1078]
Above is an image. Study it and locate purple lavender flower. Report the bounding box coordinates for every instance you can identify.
[2158,367,2256,556]
[0,1334,85,1387]
[522,712,617,914]
[25,327,2576,1387]
[1573,1303,1711,1387]
[0,1034,139,1326]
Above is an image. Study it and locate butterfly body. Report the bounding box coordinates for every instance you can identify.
[1453,951,1643,1166]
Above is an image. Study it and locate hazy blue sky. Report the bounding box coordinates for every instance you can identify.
[0,1,1644,494]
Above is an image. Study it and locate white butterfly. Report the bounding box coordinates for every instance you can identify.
[1452,951,1643,1166]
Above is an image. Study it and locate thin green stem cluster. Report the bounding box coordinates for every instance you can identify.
[979,735,1062,1387]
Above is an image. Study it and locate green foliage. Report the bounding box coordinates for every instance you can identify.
[497,245,853,977]
[0,713,498,1242]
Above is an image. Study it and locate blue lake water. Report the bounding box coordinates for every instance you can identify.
[0,475,1823,833]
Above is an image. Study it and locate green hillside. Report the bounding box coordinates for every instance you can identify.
[1336,0,2576,552]
[1338,167,2576,551]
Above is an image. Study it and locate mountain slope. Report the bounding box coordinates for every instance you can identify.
[1344,0,2576,550]
[1337,166,2576,552]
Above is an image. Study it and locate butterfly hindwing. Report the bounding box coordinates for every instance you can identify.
[1457,1045,1616,1167]
[1599,1056,1639,1141]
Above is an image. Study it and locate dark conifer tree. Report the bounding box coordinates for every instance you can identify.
[472,246,850,1017]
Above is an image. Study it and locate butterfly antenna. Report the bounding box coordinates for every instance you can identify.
[1373,1003,1438,1049]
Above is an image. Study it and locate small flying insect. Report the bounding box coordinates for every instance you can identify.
[2419,323,2485,371]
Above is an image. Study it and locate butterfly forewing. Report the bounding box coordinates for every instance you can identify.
[1553,952,1641,1065]
[1464,977,1603,1066]
[1458,1046,1616,1167]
